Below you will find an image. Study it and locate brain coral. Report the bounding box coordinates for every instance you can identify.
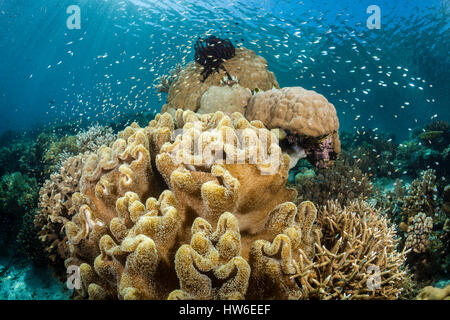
[245,87,341,169]
[41,110,409,300]
[161,48,279,114]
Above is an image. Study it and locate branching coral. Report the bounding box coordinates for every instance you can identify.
[245,87,341,169]
[75,124,116,154]
[404,213,433,254]
[290,200,410,300]
[380,169,448,283]
[43,125,116,175]
[35,154,87,273]
[380,170,438,227]
[154,64,183,93]
[0,172,38,247]
[43,135,79,173]
[399,169,438,222]
[161,47,279,114]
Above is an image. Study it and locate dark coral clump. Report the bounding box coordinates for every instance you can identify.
[194,35,235,82]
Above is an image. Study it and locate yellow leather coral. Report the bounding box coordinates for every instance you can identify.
[40,110,410,300]
[61,110,302,299]
[416,284,450,300]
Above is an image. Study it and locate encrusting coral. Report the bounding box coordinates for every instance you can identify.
[36,109,412,300]
[245,87,341,169]
[161,47,279,114]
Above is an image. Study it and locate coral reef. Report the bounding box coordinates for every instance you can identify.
[397,169,438,222]
[419,120,450,151]
[0,255,72,300]
[289,200,411,300]
[442,185,450,214]
[35,154,87,276]
[43,135,79,174]
[33,110,413,300]
[161,47,279,114]
[16,208,48,265]
[339,120,450,182]
[245,87,340,169]
[339,129,397,178]
[0,132,51,183]
[404,213,433,254]
[43,125,116,174]
[154,64,183,93]
[75,125,116,155]
[0,172,39,247]
[379,170,449,284]
[59,110,298,299]
[293,157,373,207]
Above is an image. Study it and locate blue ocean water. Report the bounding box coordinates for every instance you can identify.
[0,0,449,139]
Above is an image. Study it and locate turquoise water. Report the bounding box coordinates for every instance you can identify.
[1,0,449,138]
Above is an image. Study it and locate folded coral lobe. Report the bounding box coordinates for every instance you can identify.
[61,110,300,300]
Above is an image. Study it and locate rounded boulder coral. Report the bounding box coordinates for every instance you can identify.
[245,87,341,169]
[162,48,279,114]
